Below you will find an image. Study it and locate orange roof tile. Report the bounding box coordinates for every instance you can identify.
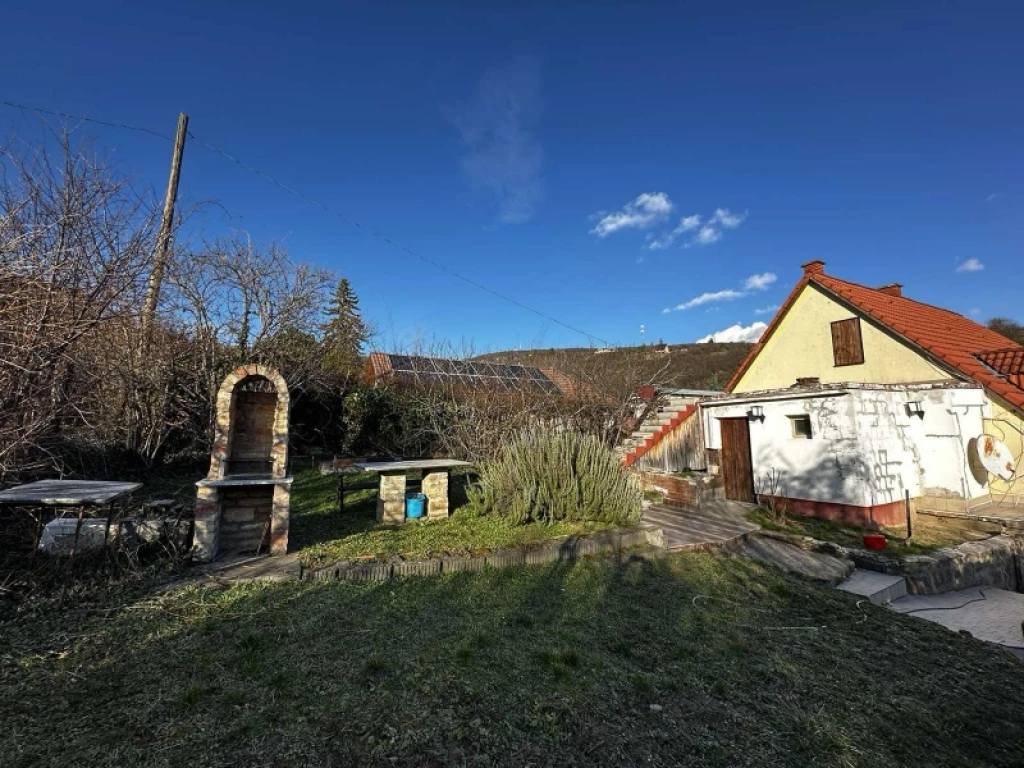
[725,269,1024,414]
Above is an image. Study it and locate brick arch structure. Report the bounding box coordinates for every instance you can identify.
[208,364,290,480]
[195,364,293,562]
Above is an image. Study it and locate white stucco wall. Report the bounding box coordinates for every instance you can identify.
[702,385,988,507]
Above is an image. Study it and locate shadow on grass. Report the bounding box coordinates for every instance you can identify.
[288,469,479,550]
[4,550,1024,767]
[287,470,621,565]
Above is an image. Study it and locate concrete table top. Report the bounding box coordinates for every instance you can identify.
[196,475,294,488]
[0,480,142,507]
[354,459,472,473]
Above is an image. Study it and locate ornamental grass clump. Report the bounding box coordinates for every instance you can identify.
[467,429,642,525]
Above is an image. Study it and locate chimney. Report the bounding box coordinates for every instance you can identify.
[801,260,826,276]
[877,283,903,297]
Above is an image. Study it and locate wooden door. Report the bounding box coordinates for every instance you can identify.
[719,418,755,503]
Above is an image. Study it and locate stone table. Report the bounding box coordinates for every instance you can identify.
[354,460,472,524]
[0,479,142,557]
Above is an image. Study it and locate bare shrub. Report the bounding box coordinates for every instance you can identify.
[0,130,158,479]
[756,467,788,525]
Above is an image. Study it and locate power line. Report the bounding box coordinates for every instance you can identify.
[188,134,611,346]
[1,100,174,141]
[0,99,612,346]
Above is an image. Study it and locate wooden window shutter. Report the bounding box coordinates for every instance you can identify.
[831,318,864,366]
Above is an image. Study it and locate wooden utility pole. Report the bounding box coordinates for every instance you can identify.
[142,112,189,344]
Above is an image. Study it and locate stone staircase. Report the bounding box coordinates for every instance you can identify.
[617,394,699,468]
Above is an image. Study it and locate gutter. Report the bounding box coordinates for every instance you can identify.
[701,389,851,408]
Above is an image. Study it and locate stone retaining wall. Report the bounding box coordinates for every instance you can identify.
[638,470,723,511]
[858,537,1024,595]
[758,529,1024,595]
[300,525,661,583]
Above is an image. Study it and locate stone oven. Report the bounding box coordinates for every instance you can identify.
[194,364,292,561]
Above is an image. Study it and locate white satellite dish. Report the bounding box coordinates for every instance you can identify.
[975,434,1017,481]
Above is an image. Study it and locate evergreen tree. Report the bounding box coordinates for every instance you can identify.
[322,278,369,376]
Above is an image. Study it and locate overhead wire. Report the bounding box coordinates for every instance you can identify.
[1,100,175,141]
[0,99,612,346]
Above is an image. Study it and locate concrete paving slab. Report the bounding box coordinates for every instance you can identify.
[741,535,854,584]
[889,587,1024,649]
[643,502,758,551]
[838,569,908,605]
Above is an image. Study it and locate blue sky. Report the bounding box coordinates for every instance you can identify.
[2,1,1021,350]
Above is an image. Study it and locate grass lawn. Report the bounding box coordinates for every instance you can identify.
[3,551,1023,767]
[746,505,989,557]
[289,469,620,567]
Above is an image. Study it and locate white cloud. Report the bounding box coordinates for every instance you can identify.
[647,214,701,250]
[453,57,543,223]
[969,308,982,316]
[986,193,1000,202]
[710,208,747,229]
[754,304,779,315]
[694,225,722,246]
[661,307,672,315]
[696,321,767,344]
[617,204,747,249]
[956,258,984,273]
[678,214,702,231]
[663,272,778,314]
[743,272,777,291]
[590,192,673,238]
[669,289,745,311]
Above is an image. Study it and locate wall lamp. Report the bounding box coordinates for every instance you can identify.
[747,405,765,422]
[906,400,925,418]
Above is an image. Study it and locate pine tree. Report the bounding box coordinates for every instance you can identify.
[322,278,368,376]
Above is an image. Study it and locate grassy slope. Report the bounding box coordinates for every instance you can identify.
[4,552,1024,767]
[289,470,621,567]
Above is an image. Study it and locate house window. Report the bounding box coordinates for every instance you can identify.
[831,317,864,367]
[789,415,813,439]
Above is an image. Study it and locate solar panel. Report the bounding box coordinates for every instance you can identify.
[377,353,568,394]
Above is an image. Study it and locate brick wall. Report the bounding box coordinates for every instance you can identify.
[219,486,273,553]
[228,391,277,475]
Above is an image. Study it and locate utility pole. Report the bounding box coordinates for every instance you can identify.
[142,112,189,345]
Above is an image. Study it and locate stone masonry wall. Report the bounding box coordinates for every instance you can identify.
[638,470,723,510]
[219,486,274,553]
[640,472,699,507]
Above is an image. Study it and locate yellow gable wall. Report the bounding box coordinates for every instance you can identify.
[732,283,950,393]
[984,395,1024,497]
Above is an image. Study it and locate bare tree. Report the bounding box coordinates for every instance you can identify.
[165,234,336,445]
[0,130,158,479]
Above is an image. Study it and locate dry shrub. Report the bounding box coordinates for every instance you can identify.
[467,428,642,525]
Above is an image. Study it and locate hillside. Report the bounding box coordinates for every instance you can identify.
[476,342,752,392]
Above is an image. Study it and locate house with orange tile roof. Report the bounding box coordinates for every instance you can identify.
[700,261,1024,528]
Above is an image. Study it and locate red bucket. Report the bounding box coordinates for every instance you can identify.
[863,534,888,550]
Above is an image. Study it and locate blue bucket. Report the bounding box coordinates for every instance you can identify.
[405,492,426,519]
